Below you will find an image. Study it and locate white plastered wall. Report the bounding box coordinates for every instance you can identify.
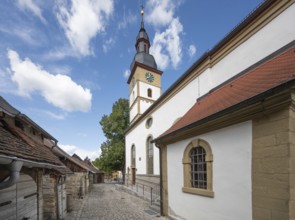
[126,3,295,175]
[167,121,252,220]
[138,81,161,100]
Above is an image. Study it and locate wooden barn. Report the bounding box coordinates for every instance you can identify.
[0,96,72,220]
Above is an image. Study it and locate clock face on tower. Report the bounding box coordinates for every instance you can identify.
[145,72,154,83]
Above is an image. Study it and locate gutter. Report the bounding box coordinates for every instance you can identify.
[0,154,66,190]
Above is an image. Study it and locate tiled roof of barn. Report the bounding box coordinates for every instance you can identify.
[0,96,57,141]
[158,45,295,141]
[0,120,63,166]
[71,154,99,173]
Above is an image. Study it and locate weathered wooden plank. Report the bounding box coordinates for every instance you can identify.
[16,174,37,220]
[0,184,16,203]
[0,201,16,220]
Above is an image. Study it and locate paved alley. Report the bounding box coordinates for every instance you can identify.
[67,183,168,220]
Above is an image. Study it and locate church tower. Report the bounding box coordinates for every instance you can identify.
[127,6,163,123]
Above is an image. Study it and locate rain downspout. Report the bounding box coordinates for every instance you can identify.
[0,160,23,190]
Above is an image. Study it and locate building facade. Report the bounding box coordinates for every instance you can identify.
[126,0,295,219]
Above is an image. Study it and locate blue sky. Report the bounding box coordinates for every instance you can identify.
[0,0,262,161]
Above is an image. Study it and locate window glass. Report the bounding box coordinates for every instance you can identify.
[147,137,153,174]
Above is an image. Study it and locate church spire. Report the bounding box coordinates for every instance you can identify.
[129,5,158,71]
[140,5,144,29]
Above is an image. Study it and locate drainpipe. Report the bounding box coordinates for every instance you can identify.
[155,142,163,216]
[0,160,23,190]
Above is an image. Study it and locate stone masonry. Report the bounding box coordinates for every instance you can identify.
[252,106,295,220]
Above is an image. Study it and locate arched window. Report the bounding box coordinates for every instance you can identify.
[131,145,136,167]
[182,139,214,197]
[146,136,153,174]
[147,88,152,98]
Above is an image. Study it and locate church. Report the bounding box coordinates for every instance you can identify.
[125,0,295,219]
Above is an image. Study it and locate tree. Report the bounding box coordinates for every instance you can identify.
[94,98,129,182]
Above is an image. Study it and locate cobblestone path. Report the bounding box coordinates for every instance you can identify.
[67,183,167,220]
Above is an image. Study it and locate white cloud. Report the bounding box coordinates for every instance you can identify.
[188,44,196,57]
[55,0,114,56]
[60,144,100,161]
[123,69,130,78]
[145,0,184,70]
[0,26,43,46]
[17,0,46,23]
[102,37,115,53]
[150,18,183,70]
[49,65,71,76]
[146,0,175,27]
[7,49,92,112]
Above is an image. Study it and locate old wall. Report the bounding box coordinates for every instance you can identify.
[65,172,88,199]
[166,121,252,220]
[253,107,295,220]
[42,174,57,220]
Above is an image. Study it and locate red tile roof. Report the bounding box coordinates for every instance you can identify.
[159,46,295,140]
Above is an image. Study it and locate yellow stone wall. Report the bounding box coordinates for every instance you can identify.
[252,107,295,220]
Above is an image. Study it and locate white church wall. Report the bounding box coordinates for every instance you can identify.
[126,115,162,175]
[129,102,138,122]
[138,81,161,100]
[208,3,295,97]
[166,121,252,220]
[129,84,138,107]
[140,99,154,115]
[126,2,295,176]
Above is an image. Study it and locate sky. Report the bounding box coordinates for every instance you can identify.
[0,0,263,161]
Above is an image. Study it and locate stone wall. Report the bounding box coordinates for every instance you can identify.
[289,107,295,220]
[42,175,57,220]
[65,172,88,199]
[126,174,160,188]
[36,169,44,220]
[252,107,294,219]
[89,173,93,192]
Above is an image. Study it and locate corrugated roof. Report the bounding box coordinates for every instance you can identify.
[158,45,295,140]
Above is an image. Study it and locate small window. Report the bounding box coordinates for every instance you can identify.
[182,139,214,197]
[147,88,152,98]
[131,145,136,167]
[31,128,36,135]
[146,117,153,128]
[144,44,147,53]
[146,136,154,175]
[15,120,24,130]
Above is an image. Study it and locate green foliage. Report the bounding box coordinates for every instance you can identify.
[94,98,129,174]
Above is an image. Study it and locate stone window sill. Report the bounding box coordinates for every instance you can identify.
[182,187,214,198]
